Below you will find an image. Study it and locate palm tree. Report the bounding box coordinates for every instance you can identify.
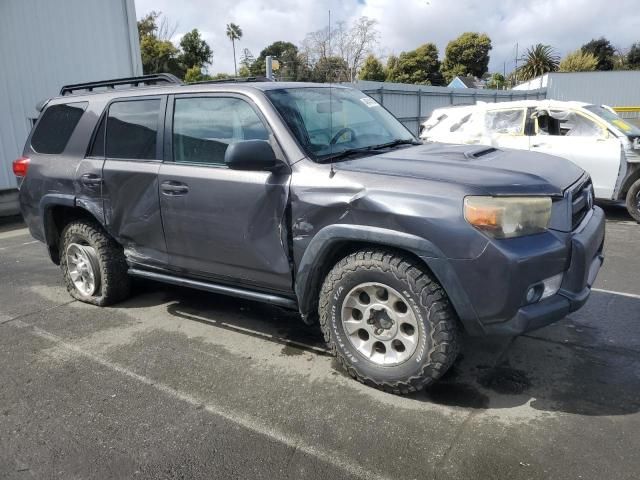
[517,44,559,84]
[226,23,243,76]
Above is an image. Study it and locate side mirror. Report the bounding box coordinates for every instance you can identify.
[224,140,278,171]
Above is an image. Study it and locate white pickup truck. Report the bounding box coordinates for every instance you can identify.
[420,100,640,222]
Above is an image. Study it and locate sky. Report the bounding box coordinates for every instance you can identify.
[133,0,640,77]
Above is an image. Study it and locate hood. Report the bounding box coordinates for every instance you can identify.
[335,143,584,196]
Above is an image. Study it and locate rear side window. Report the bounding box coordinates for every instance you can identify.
[31,102,87,154]
[106,99,161,160]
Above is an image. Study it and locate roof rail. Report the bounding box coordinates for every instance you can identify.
[188,76,274,85]
[60,73,183,96]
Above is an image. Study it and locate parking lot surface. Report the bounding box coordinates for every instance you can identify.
[1,206,639,480]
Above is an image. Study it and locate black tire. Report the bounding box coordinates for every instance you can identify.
[625,179,640,223]
[60,219,131,306]
[319,250,460,395]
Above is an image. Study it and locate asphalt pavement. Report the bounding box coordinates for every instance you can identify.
[1,204,639,479]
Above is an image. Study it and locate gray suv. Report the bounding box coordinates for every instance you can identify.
[15,74,605,394]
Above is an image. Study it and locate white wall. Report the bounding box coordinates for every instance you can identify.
[0,0,142,192]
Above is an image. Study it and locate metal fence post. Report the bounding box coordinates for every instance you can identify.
[379,86,384,106]
[417,89,422,135]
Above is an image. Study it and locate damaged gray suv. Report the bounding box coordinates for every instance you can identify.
[16,74,605,394]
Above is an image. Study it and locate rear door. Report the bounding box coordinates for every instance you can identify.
[158,93,292,293]
[100,96,168,268]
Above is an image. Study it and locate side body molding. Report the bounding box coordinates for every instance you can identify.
[294,224,482,335]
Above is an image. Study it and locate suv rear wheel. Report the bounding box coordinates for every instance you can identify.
[625,178,640,223]
[60,219,131,306]
[319,250,459,394]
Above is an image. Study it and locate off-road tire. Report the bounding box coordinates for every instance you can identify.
[319,250,460,394]
[60,220,131,306]
[625,179,640,223]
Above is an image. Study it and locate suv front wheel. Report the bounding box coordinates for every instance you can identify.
[319,250,459,394]
[60,219,131,306]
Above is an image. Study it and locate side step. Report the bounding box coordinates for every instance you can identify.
[128,268,298,309]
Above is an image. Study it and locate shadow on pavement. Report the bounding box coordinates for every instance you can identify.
[118,280,640,418]
[597,201,637,223]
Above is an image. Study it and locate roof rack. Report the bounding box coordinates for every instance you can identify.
[60,73,183,96]
[188,76,274,85]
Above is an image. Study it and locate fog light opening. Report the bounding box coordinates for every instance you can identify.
[526,285,544,304]
[526,273,564,305]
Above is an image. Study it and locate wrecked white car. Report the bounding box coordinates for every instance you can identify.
[420,100,640,222]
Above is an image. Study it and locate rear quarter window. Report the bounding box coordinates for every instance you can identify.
[31,102,88,154]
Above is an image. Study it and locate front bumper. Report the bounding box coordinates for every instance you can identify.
[440,206,605,336]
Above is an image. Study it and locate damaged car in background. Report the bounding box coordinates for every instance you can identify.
[420,100,640,222]
[16,77,605,395]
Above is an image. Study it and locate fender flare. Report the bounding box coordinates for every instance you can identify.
[39,194,104,264]
[294,224,483,335]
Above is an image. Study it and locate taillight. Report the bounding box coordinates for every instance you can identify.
[12,156,30,178]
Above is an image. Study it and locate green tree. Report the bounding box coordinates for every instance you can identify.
[184,66,212,83]
[137,12,182,77]
[226,23,243,76]
[387,43,442,85]
[385,55,399,81]
[311,56,350,83]
[239,48,255,70]
[581,37,615,70]
[627,43,640,69]
[179,29,212,71]
[358,55,386,81]
[559,49,598,72]
[443,64,467,84]
[441,32,492,84]
[485,72,506,90]
[251,41,302,80]
[517,44,559,81]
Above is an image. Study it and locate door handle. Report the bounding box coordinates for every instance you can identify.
[160,180,189,196]
[80,173,102,186]
[531,143,545,148]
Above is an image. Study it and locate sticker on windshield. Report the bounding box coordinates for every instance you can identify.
[360,97,380,108]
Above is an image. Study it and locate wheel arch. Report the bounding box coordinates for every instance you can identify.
[40,194,106,265]
[294,224,483,335]
[617,163,640,200]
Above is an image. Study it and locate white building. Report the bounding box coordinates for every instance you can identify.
[0,0,142,215]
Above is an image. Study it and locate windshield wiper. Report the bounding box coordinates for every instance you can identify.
[318,139,421,163]
[370,139,422,150]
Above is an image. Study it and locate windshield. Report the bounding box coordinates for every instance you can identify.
[265,87,416,161]
[584,105,640,136]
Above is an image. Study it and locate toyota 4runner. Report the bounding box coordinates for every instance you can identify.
[15,74,605,394]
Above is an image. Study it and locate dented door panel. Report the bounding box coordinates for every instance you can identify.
[158,163,293,293]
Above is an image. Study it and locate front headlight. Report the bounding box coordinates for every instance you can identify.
[464,196,552,238]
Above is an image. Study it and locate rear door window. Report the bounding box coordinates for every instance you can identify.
[31,102,88,154]
[106,99,161,160]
